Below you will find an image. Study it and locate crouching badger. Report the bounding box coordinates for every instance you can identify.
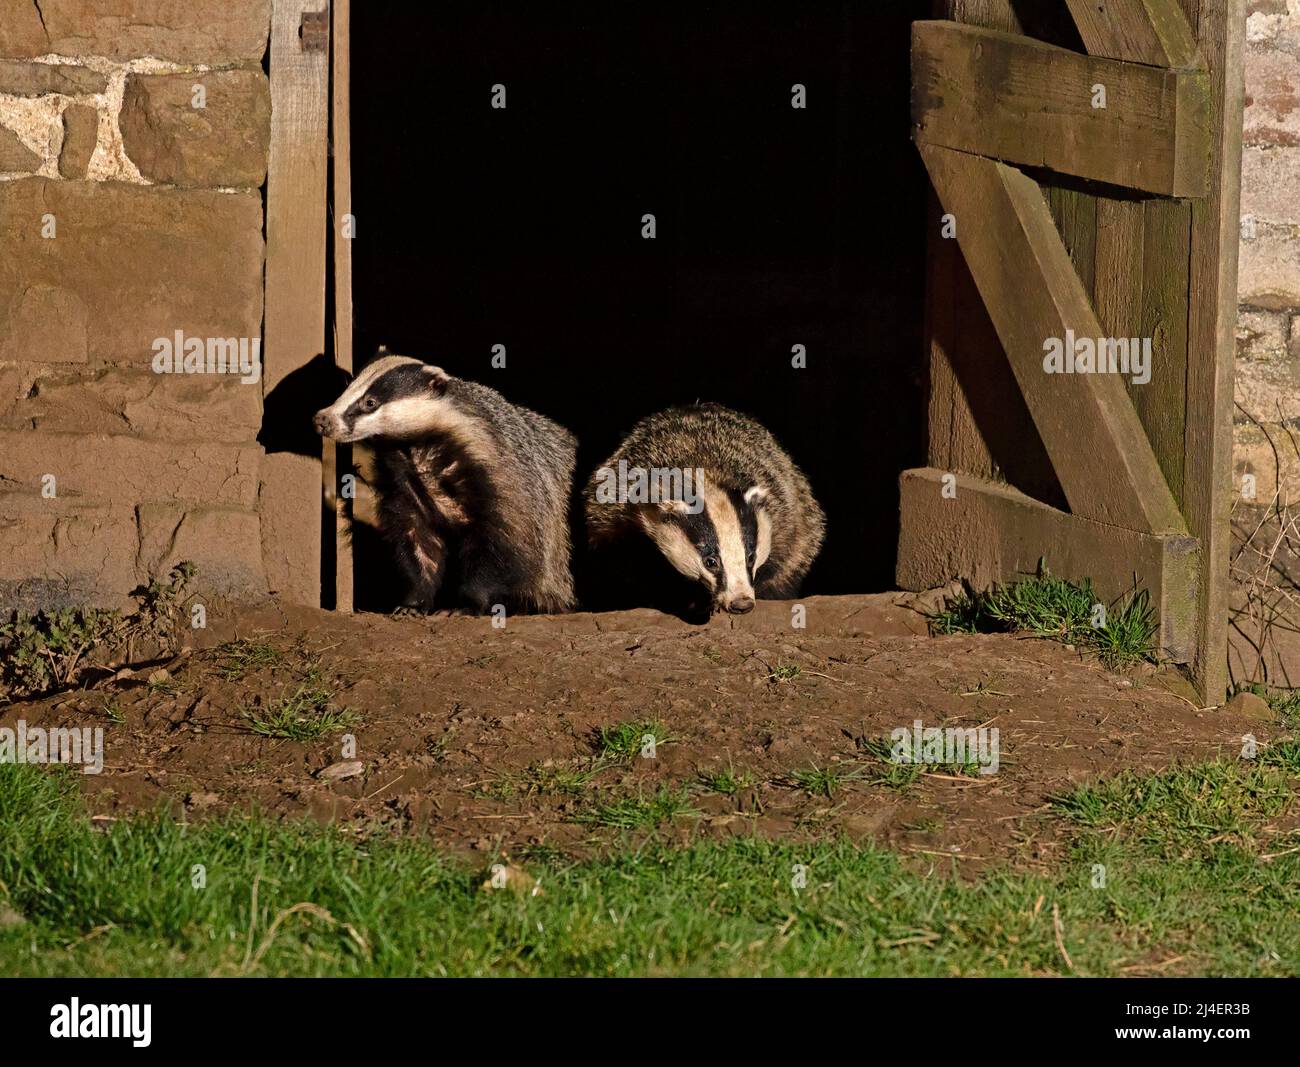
[315,352,577,614]
[584,404,824,617]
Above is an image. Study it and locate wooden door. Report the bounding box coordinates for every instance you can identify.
[896,0,1246,701]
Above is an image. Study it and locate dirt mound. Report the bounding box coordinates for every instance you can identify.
[2,594,1276,869]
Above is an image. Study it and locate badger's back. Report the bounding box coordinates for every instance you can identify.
[448,379,577,611]
[585,403,824,598]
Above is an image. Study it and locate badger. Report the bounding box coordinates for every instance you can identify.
[583,403,824,617]
[314,350,577,615]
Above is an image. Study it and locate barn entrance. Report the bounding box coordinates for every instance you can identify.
[344,0,932,608]
[260,0,1244,701]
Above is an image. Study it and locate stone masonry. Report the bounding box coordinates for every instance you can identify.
[0,0,273,612]
[1236,1,1300,506]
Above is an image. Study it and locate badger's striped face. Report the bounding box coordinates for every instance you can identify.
[313,354,450,443]
[639,478,772,614]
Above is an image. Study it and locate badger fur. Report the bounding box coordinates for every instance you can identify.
[584,403,824,617]
[315,351,577,614]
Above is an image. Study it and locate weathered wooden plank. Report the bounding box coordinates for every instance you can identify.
[897,468,1199,661]
[918,142,1187,535]
[921,0,1016,492]
[1047,184,1099,293]
[264,0,331,606]
[330,0,353,613]
[1139,197,1191,501]
[1065,0,1202,69]
[1182,0,1246,702]
[911,20,1211,196]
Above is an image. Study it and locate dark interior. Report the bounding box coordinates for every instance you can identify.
[349,0,931,611]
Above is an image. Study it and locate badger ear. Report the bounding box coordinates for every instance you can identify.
[744,484,770,509]
[421,365,450,394]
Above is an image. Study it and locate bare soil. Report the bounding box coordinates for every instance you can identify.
[3,593,1277,872]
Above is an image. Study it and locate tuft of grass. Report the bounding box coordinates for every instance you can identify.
[572,786,699,830]
[242,683,358,741]
[786,763,862,799]
[699,766,755,796]
[146,675,184,697]
[478,761,606,801]
[931,561,1158,670]
[216,638,284,681]
[854,736,981,789]
[596,720,673,761]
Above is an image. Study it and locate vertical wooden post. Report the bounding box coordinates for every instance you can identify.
[264,0,330,606]
[1183,0,1246,702]
[331,0,354,612]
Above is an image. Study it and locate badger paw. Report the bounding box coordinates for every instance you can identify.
[392,604,433,618]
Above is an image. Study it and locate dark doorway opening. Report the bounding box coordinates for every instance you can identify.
[350,0,930,611]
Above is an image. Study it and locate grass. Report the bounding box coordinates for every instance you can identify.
[854,736,982,790]
[216,638,284,681]
[1,745,1298,977]
[478,761,606,801]
[596,720,673,761]
[786,763,863,799]
[931,562,1158,670]
[699,766,755,796]
[570,785,699,830]
[242,683,358,741]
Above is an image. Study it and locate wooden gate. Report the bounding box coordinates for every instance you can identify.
[896,0,1245,701]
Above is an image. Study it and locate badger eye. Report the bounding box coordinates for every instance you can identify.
[360,396,379,413]
[703,555,720,572]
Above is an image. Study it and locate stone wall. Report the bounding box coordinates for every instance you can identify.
[1236,0,1300,506]
[0,0,274,611]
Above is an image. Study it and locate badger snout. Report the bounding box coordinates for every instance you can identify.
[718,594,754,615]
[314,409,339,438]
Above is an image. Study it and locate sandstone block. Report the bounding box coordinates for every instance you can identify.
[0,0,272,64]
[121,69,270,188]
[57,104,98,179]
[0,59,107,96]
[0,179,263,365]
[0,430,261,508]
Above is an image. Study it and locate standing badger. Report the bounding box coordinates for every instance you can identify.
[314,351,577,614]
[584,403,824,617]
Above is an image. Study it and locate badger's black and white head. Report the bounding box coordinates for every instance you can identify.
[637,476,772,614]
[313,353,453,443]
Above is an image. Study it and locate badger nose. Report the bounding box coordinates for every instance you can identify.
[313,410,332,436]
[727,596,755,615]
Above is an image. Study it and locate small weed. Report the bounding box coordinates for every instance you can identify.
[854,736,980,789]
[479,761,606,801]
[216,638,283,681]
[787,763,862,799]
[767,662,802,683]
[699,766,755,796]
[572,786,699,830]
[597,720,672,761]
[242,683,358,741]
